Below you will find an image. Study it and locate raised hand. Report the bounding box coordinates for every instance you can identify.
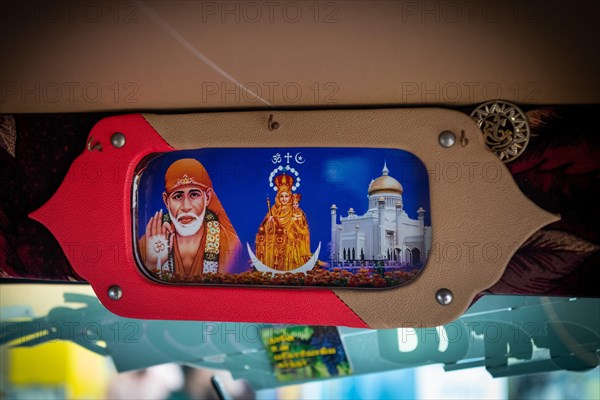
[144,210,173,270]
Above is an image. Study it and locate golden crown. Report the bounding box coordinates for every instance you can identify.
[174,174,200,187]
[274,174,294,191]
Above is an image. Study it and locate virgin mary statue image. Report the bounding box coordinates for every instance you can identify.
[255,174,312,271]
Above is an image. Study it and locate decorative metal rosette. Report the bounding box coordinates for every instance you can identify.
[471,100,530,163]
[269,165,301,192]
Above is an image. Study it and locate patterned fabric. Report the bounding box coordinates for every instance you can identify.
[0,115,16,158]
[0,113,107,281]
[484,107,600,297]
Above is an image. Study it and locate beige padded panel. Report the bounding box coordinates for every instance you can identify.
[1,1,599,113]
[143,109,559,328]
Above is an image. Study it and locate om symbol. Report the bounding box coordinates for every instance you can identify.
[153,240,166,253]
[272,153,282,164]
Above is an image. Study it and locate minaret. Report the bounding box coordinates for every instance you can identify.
[417,207,425,234]
[418,207,426,256]
[330,204,338,261]
[395,201,402,246]
[377,196,385,259]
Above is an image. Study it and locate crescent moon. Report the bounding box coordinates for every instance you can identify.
[246,242,321,275]
[295,152,306,164]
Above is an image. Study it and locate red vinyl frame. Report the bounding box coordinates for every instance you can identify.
[30,114,369,328]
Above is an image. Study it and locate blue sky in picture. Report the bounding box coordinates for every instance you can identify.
[136,148,431,272]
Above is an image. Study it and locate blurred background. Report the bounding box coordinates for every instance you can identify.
[1,284,598,399]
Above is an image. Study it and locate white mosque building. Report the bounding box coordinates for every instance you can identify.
[330,163,432,266]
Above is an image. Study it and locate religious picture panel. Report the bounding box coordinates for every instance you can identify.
[133,148,432,289]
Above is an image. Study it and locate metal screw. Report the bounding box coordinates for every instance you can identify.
[436,288,453,305]
[111,132,126,148]
[108,285,123,300]
[438,131,456,148]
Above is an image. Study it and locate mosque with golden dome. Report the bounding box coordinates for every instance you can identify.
[330,163,431,266]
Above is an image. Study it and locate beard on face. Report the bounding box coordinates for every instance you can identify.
[169,208,205,237]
